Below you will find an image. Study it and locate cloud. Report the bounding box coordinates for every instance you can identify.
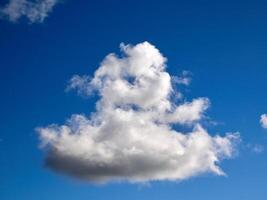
[172,70,192,86]
[66,75,92,96]
[37,42,239,183]
[260,114,267,129]
[251,144,264,153]
[245,143,264,154]
[0,0,60,23]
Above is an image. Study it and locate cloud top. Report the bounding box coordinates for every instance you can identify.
[38,42,239,183]
[0,0,59,23]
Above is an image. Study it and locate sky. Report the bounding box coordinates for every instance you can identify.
[1,0,267,199]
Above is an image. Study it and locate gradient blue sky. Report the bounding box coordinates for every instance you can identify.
[1,0,267,199]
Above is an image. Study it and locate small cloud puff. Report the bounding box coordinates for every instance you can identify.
[260,114,267,129]
[0,0,60,23]
[246,144,264,154]
[172,70,192,86]
[37,42,240,183]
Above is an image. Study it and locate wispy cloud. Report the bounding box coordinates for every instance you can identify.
[172,70,192,86]
[0,0,60,23]
[37,42,240,183]
[246,143,264,154]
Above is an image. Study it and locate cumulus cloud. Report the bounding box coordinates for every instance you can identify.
[0,0,60,23]
[38,42,239,183]
[260,114,267,129]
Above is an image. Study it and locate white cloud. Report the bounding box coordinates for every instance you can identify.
[260,114,267,129]
[172,70,192,86]
[37,42,240,183]
[66,75,92,96]
[0,0,59,23]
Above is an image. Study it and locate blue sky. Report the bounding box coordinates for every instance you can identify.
[1,0,267,199]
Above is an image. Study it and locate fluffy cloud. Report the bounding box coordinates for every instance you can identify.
[260,114,267,129]
[38,42,239,183]
[0,0,59,23]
